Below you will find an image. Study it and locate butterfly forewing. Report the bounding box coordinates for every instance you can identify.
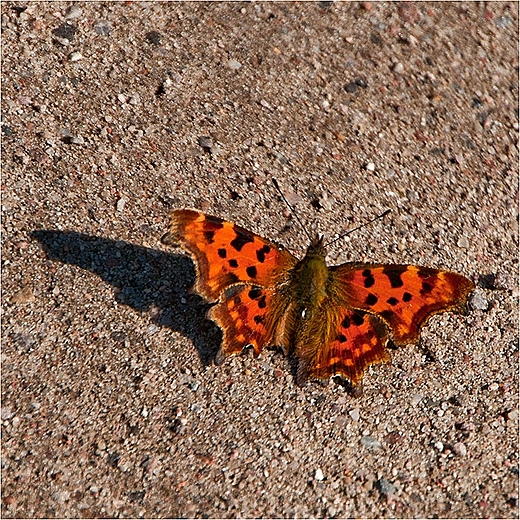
[330,264,475,344]
[164,209,298,300]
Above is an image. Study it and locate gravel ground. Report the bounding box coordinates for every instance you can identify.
[2,2,518,518]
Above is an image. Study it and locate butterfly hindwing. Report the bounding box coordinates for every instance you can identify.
[294,302,391,385]
[163,209,298,300]
[331,264,475,344]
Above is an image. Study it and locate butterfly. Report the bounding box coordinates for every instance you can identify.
[162,209,474,386]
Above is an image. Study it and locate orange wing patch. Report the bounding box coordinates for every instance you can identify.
[332,264,475,344]
[163,209,297,300]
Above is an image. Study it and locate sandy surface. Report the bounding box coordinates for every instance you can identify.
[2,2,518,518]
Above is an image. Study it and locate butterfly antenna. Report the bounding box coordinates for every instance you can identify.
[325,209,391,248]
[272,178,313,242]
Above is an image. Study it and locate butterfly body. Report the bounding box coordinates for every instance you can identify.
[163,209,474,386]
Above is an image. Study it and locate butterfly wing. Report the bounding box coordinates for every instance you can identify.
[211,285,295,361]
[295,306,390,385]
[330,264,475,344]
[163,209,298,300]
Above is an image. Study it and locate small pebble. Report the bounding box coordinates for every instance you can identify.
[360,435,382,451]
[188,379,200,392]
[52,490,70,503]
[452,442,467,457]
[94,22,111,36]
[349,408,360,421]
[70,136,84,145]
[314,468,325,481]
[457,236,470,248]
[470,291,489,311]
[69,52,83,62]
[434,441,444,451]
[145,31,162,45]
[411,394,423,407]
[376,478,397,495]
[227,59,242,70]
[334,415,349,427]
[198,136,213,151]
[507,409,519,421]
[365,162,376,172]
[393,62,404,74]
[1,407,15,420]
[116,197,127,212]
[65,6,82,19]
[191,403,202,413]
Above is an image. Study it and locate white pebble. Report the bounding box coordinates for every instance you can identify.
[69,52,83,62]
[65,6,82,19]
[314,468,325,481]
[411,394,423,407]
[349,408,360,421]
[393,62,404,74]
[470,291,489,311]
[452,442,467,457]
[116,197,127,212]
[434,441,444,451]
[457,236,470,248]
[227,59,242,70]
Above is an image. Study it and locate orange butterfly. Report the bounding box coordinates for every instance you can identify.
[162,209,474,386]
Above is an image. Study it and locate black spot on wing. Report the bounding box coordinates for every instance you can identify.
[233,295,242,305]
[362,269,375,288]
[248,288,262,300]
[421,280,434,295]
[253,314,265,324]
[352,312,364,326]
[402,292,413,302]
[228,259,238,268]
[202,217,224,243]
[258,295,267,309]
[230,228,254,252]
[218,248,227,258]
[383,266,406,288]
[246,265,257,279]
[387,297,399,306]
[365,293,378,306]
[341,315,351,329]
[256,245,271,263]
[337,333,347,343]
[203,230,215,243]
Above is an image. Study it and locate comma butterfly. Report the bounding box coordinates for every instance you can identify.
[162,208,474,386]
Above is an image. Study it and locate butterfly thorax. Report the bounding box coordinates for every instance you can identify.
[290,236,329,308]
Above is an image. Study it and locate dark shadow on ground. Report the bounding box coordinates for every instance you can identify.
[31,230,221,366]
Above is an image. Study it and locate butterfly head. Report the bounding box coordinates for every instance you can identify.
[307,234,327,258]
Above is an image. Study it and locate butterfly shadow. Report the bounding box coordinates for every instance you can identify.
[31,230,221,366]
